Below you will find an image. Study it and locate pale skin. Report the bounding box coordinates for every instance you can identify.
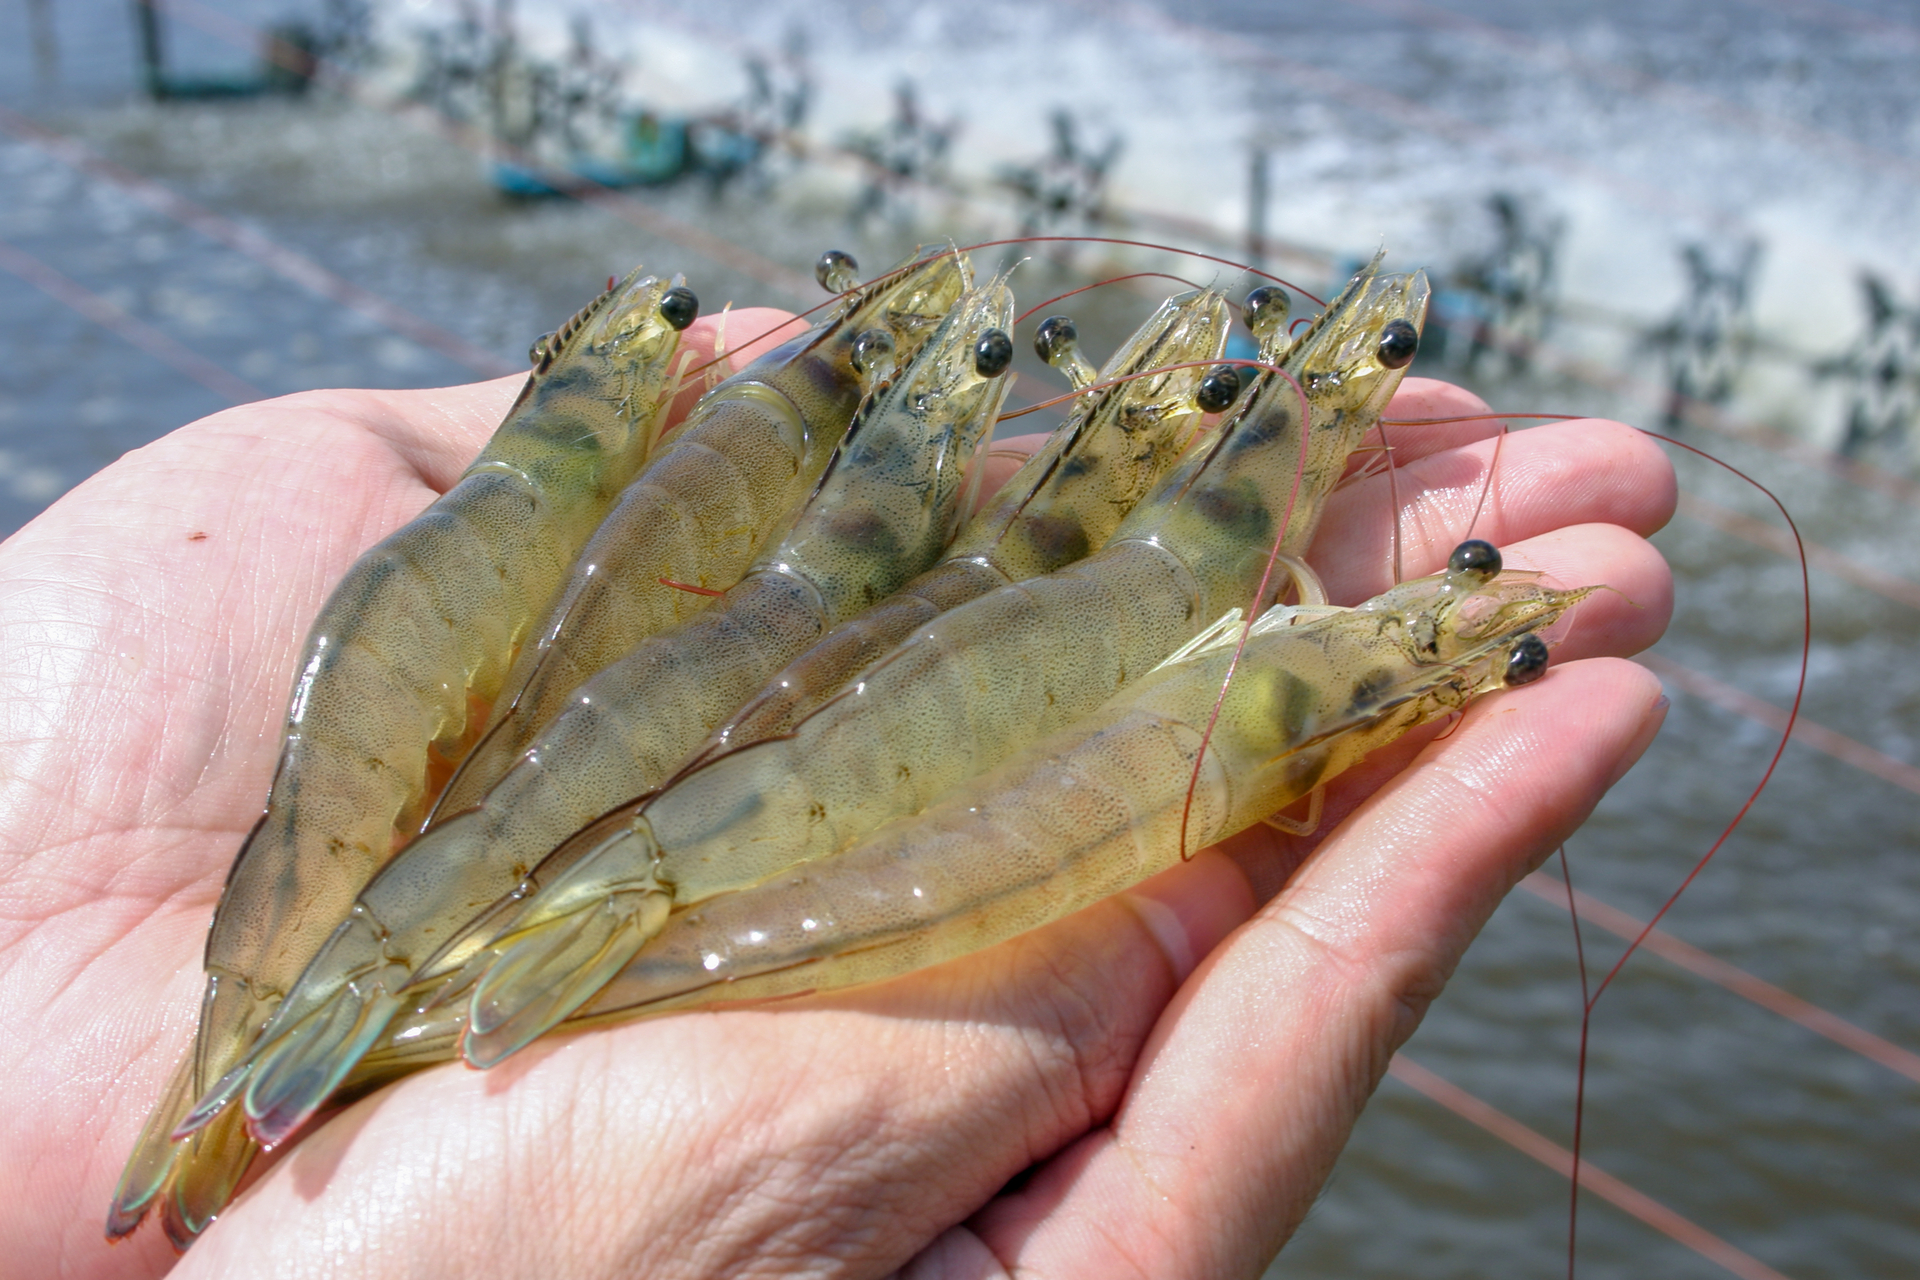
[0,306,1675,1280]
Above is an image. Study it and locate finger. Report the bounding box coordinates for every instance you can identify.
[1366,376,1505,469]
[1503,521,1672,659]
[1309,417,1676,602]
[963,657,1668,1279]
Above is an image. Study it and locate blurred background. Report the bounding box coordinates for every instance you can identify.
[2,0,1916,1274]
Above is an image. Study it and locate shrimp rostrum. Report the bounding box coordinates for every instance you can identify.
[541,543,1595,1026]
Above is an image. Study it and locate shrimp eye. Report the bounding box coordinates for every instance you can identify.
[1504,633,1550,687]
[974,328,1014,377]
[816,249,859,292]
[1196,364,1241,413]
[851,327,895,375]
[1243,285,1290,337]
[1377,318,1419,369]
[529,332,555,366]
[1033,315,1077,365]
[1447,539,1502,579]
[658,286,699,331]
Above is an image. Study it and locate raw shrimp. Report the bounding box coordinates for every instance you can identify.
[459,259,1432,1063]
[203,274,1020,1145]
[539,545,1592,1026]
[106,265,699,1243]
[428,244,974,821]
[692,286,1235,763]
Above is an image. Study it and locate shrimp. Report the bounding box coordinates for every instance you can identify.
[457,258,1433,1063]
[521,545,1594,1029]
[691,285,1236,764]
[427,245,974,821]
[197,273,1020,1146]
[105,265,700,1244]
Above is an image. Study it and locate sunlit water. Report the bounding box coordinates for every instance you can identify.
[1,0,1915,1275]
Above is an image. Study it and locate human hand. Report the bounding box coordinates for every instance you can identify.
[0,307,1672,1278]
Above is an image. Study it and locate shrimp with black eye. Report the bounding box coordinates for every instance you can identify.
[427,245,975,821]
[109,265,700,1245]
[195,272,1020,1146]
[457,257,1435,1064]
[692,284,1237,764]
[522,545,1597,1031]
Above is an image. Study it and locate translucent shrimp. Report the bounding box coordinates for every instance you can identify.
[691,286,1235,764]
[428,244,974,822]
[547,547,1593,1026]
[197,274,1020,1146]
[457,259,1432,1063]
[107,266,700,1244]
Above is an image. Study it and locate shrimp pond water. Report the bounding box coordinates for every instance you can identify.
[2,0,1917,1275]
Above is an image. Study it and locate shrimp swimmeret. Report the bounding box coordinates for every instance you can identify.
[107,265,700,1245]
[512,544,1594,1034]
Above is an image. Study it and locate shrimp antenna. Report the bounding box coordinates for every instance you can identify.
[676,242,976,383]
[952,235,1324,303]
[1013,272,1214,325]
[681,237,1314,386]
[1378,412,1588,577]
[1592,433,1808,994]
[1375,406,1806,1277]
[1555,844,1594,1279]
